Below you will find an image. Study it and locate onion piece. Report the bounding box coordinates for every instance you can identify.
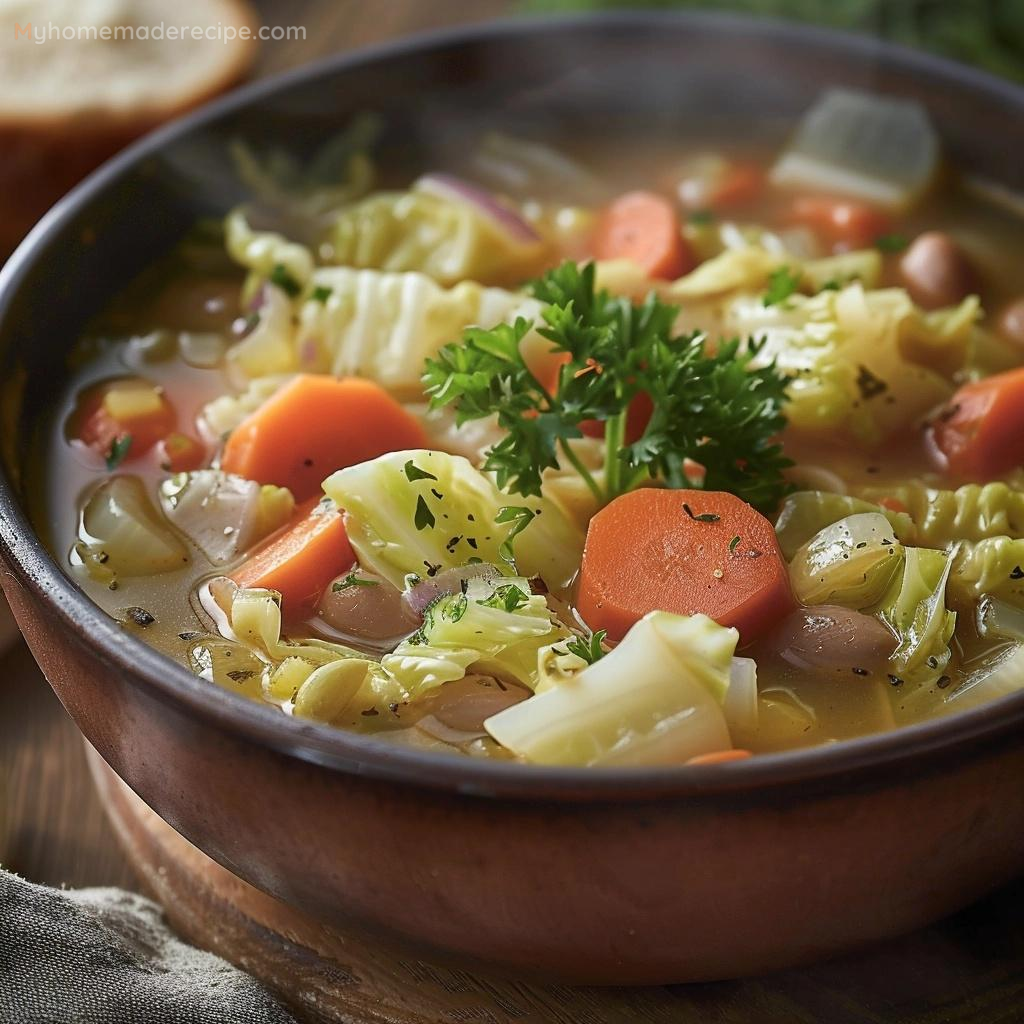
[415,173,540,243]
[771,89,939,211]
[313,569,418,650]
[403,563,502,617]
[414,675,531,746]
[769,605,897,674]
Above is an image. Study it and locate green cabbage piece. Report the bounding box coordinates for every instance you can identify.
[949,537,1024,607]
[484,611,736,767]
[323,450,584,592]
[874,547,956,684]
[381,576,568,695]
[789,512,905,608]
[325,181,547,287]
[801,249,882,291]
[775,490,912,561]
[855,482,1024,547]
[225,211,314,292]
[721,283,975,447]
[945,643,1024,712]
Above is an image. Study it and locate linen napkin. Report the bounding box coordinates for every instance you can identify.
[0,868,297,1024]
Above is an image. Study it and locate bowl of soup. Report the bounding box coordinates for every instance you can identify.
[2,13,1024,984]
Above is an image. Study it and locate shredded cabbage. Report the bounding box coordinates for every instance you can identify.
[381,576,568,696]
[730,283,973,446]
[325,183,547,286]
[484,611,736,767]
[775,490,913,561]
[874,547,956,684]
[323,450,583,592]
[789,512,904,609]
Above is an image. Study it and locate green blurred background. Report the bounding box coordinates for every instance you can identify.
[526,0,1024,82]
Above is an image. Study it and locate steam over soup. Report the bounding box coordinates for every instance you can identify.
[34,92,1024,766]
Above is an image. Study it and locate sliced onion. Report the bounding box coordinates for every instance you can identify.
[314,569,418,649]
[403,563,502,617]
[771,88,939,211]
[415,172,540,243]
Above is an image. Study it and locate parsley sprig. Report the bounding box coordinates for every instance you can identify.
[422,261,792,512]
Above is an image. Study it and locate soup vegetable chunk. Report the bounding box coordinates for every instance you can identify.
[43,91,1024,766]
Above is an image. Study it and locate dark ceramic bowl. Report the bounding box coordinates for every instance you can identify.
[2,14,1024,985]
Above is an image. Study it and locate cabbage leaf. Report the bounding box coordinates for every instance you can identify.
[949,537,1024,607]
[874,547,956,683]
[484,611,736,767]
[323,449,583,591]
[775,490,913,561]
[789,512,904,609]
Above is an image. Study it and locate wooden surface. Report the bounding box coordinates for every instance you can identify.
[2,2,1024,1020]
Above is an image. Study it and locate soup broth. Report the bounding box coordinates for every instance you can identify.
[32,98,1024,766]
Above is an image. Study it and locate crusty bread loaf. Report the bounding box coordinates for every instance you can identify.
[0,0,258,253]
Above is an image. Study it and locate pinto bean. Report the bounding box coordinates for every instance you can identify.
[996,298,1024,350]
[899,231,977,309]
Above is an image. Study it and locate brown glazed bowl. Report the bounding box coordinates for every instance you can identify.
[1,14,1024,986]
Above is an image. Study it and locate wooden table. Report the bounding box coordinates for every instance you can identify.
[3,2,1024,1020]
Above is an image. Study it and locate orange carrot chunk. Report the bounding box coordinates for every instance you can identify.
[686,749,753,766]
[221,375,430,502]
[788,196,892,250]
[929,367,1024,480]
[232,498,355,617]
[577,489,793,644]
[592,190,695,280]
[708,163,765,210]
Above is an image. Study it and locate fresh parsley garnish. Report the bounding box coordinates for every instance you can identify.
[480,583,530,613]
[106,434,133,471]
[683,503,720,523]
[565,629,607,665]
[332,572,380,593]
[423,261,792,513]
[404,460,438,483]
[875,233,909,253]
[495,506,537,566]
[269,263,302,298]
[819,278,842,292]
[310,285,333,303]
[414,495,435,531]
[763,266,801,307]
[445,592,468,622]
[687,209,716,225]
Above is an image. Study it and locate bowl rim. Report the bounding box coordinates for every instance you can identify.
[2,10,1024,802]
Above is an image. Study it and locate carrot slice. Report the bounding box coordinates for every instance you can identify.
[231,498,355,617]
[788,196,892,250]
[929,367,1024,480]
[686,749,753,766]
[577,489,793,644]
[221,375,430,502]
[592,191,695,280]
[158,432,206,473]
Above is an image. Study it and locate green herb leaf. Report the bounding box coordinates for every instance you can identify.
[269,263,302,298]
[565,629,607,665]
[414,495,436,532]
[495,506,537,566]
[479,583,530,613]
[683,503,721,523]
[763,266,801,307]
[332,572,380,592]
[423,260,792,512]
[404,459,438,483]
[310,285,333,303]
[106,434,133,471]
[687,209,716,225]
[729,534,741,553]
[875,233,909,253]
